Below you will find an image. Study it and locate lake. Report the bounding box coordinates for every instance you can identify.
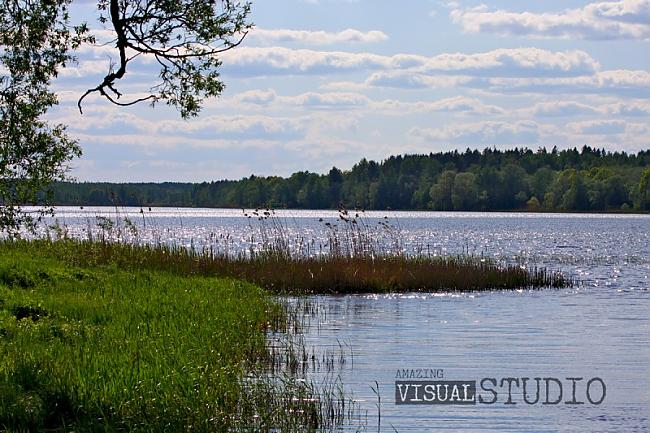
[38,207,650,432]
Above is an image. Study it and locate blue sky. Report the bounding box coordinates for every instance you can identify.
[50,0,650,181]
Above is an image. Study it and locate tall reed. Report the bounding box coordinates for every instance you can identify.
[8,236,571,294]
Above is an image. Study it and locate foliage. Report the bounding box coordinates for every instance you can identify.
[0,0,88,234]
[79,0,252,118]
[51,146,650,212]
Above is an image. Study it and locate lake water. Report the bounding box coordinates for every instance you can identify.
[39,207,650,432]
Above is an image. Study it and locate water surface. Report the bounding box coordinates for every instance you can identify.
[39,208,650,432]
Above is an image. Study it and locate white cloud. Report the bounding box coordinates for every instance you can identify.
[231,90,370,109]
[235,89,277,105]
[61,111,309,142]
[220,46,598,78]
[59,60,111,78]
[451,0,650,40]
[365,72,472,89]
[421,48,598,77]
[355,67,650,99]
[469,70,650,96]
[306,112,360,134]
[320,80,370,92]
[371,96,505,116]
[164,115,307,141]
[568,119,628,134]
[607,100,650,115]
[530,99,650,117]
[220,46,397,76]
[292,92,369,108]
[72,132,299,151]
[247,28,389,45]
[410,121,540,144]
[531,101,600,117]
[230,90,504,115]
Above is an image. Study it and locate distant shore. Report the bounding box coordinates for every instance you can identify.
[22,204,650,216]
[45,147,650,213]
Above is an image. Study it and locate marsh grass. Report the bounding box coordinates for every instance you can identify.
[12,236,570,294]
[35,206,571,292]
[0,243,355,432]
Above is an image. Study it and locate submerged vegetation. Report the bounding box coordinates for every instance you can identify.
[50,147,650,212]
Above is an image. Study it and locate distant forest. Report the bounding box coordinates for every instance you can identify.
[51,147,650,212]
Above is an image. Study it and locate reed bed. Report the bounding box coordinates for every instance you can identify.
[23,207,572,292]
[7,240,569,294]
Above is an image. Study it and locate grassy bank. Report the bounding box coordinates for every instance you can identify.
[0,241,327,432]
[8,239,570,293]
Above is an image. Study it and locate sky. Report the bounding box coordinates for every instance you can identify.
[49,0,650,182]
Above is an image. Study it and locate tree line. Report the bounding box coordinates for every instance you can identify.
[51,147,650,212]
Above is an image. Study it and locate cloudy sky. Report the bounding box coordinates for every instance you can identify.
[52,0,650,182]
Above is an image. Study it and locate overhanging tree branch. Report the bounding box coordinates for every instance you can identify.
[78,0,252,118]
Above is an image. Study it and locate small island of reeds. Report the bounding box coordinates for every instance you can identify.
[20,238,568,294]
[30,207,570,293]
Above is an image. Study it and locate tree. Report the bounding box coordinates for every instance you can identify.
[500,163,528,209]
[1,0,252,233]
[561,171,589,211]
[429,170,456,210]
[530,166,555,200]
[78,0,252,118]
[526,196,541,211]
[1,0,88,233]
[634,166,650,210]
[604,175,628,209]
[451,172,478,210]
[327,167,343,206]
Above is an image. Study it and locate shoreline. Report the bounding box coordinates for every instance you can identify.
[17,205,650,217]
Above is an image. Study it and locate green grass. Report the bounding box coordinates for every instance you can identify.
[0,241,301,432]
